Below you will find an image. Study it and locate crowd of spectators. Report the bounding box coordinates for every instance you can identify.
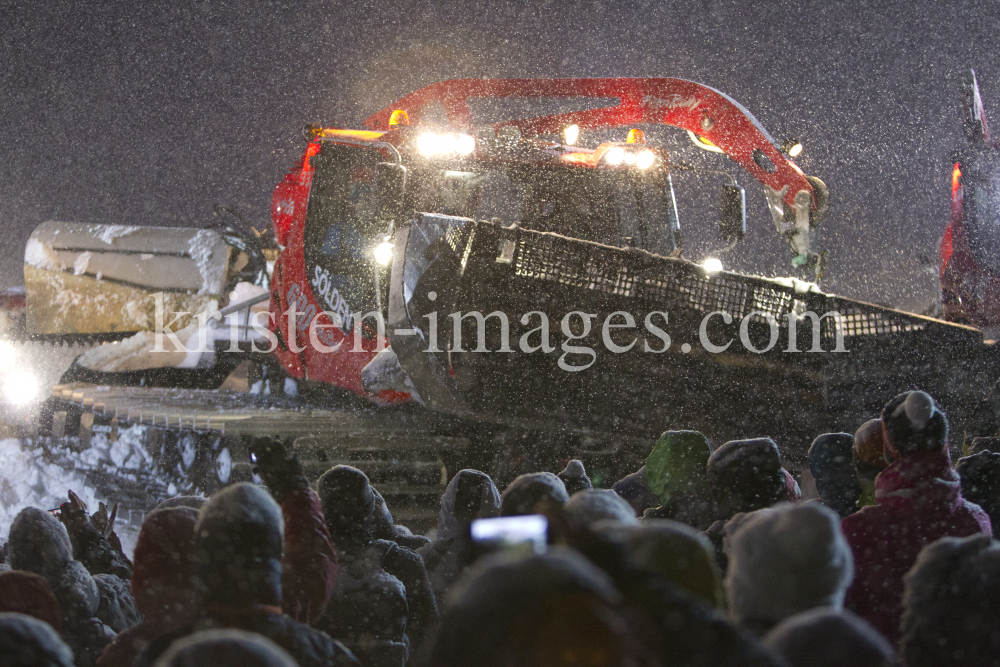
[0,389,997,666]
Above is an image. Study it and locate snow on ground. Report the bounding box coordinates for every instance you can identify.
[0,429,160,559]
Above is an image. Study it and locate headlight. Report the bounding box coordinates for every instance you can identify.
[702,258,724,275]
[417,132,476,157]
[3,369,39,405]
[374,241,395,266]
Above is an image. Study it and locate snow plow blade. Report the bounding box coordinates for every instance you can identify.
[24,221,232,335]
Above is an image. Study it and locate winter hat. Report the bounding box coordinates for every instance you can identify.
[706,438,787,518]
[557,460,593,496]
[764,608,899,667]
[881,391,949,456]
[808,433,862,518]
[427,547,630,667]
[7,507,100,623]
[131,506,199,621]
[436,469,502,542]
[152,628,299,667]
[154,496,207,511]
[194,484,284,607]
[0,612,74,667]
[725,503,854,630]
[0,572,63,632]
[955,450,1000,529]
[317,465,376,529]
[500,472,569,517]
[615,519,724,609]
[563,490,637,525]
[644,430,712,505]
[901,533,1000,667]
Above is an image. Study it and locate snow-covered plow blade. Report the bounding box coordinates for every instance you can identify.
[24,221,232,335]
[389,214,998,449]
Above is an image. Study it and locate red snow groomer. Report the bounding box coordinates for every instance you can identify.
[268,77,985,447]
[941,69,1000,331]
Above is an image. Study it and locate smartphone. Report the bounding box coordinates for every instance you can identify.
[470,514,547,557]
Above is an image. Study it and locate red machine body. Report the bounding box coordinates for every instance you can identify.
[267,78,826,402]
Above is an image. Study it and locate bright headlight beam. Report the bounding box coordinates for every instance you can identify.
[561,124,580,145]
[636,150,656,169]
[374,241,395,266]
[605,147,625,166]
[3,369,39,406]
[417,132,475,157]
[703,257,724,275]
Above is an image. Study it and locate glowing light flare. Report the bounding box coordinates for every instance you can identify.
[788,142,803,157]
[636,150,656,170]
[3,369,39,406]
[561,124,580,145]
[703,257,724,275]
[374,241,395,266]
[952,163,962,196]
[623,151,637,165]
[0,342,14,371]
[416,132,476,157]
[604,146,625,166]
[626,128,646,144]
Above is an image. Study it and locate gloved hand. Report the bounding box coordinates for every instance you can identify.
[251,436,306,501]
[57,489,92,537]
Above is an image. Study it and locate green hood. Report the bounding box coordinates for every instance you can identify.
[643,430,711,505]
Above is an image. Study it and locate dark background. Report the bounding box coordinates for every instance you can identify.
[3,0,998,312]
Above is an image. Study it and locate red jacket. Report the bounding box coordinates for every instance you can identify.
[841,450,992,642]
[281,486,338,626]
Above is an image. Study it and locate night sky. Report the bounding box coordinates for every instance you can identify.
[3,0,1000,312]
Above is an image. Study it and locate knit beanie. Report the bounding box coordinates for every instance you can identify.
[500,472,569,517]
[881,391,949,456]
[317,465,377,530]
[0,572,63,632]
[193,484,284,607]
[764,608,899,667]
[707,438,786,517]
[0,612,74,667]
[725,502,854,629]
[644,430,712,505]
[563,490,637,525]
[557,460,593,496]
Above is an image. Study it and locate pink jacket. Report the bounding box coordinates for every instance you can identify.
[841,450,992,642]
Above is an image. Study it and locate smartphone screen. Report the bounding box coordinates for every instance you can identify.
[470,514,547,556]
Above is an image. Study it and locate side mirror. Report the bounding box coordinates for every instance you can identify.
[719,184,746,242]
[375,162,407,222]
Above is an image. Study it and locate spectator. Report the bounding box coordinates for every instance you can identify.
[0,612,74,667]
[842,391,992,642]
[97,507,199,667]
[500,472,569,517]
[136,483,357,667]
[423,548,638,667]
[606,519,724,609]
[563,490,637,526]
[420,469,501,601]
[808,433,862,517]
[640,431,715,529]
[955,449,1000,529]
[153,497,206,511]
[369,487,431,551]
[557,459,593,496]
[0,571,64,632]
[853,419,888,508]
[706,438,788,523]
[763,608,899,667]
[317,465,437,666]
[151,629,298,667]
[7,507,115,667]
[900,534,1000,667]
[251,436,338,625]
[725,503,854,635]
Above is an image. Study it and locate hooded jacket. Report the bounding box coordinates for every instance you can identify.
[6,507,116,667]
[97,507,200,667]
[0,571,64,632]
[842,393,992,643]
[763,608,899,667]
[136,484,358,667]
[151,628,299,667]
[419,470,501,601]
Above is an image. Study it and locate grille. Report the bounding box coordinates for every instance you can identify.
[503,225,945,342]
